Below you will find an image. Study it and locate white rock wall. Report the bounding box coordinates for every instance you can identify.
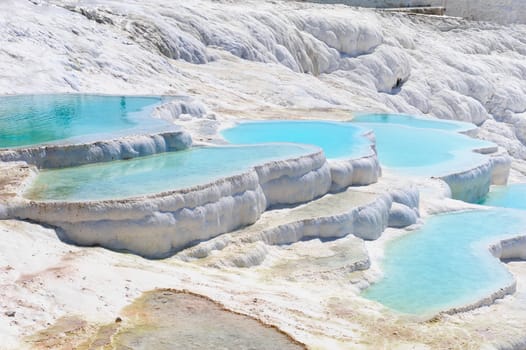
[258,193,393,245]
[255,151,333,207]
[439,151,511,203]
[329,154,381,191]
[490,235,526,261]
[9,170,267,258]
[6,149,381,258]
[0,131,192,169]
[388,186,420,227]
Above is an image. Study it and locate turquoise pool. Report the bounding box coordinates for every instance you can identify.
[222,117,495,177]
[355,122,493,176]
[352,114,496,176]
[0,94,169,148]
[221,120,372,159]
[482,184,526,210]
[352,113,475,132]
[25,144,318,201]
[362,209,526,315]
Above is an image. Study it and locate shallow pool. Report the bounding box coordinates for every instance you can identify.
[352,113,475,132]
[355,122,493,176]
[481,184,526,210]
[0,94,168,148]
[25,144,318,201]
[362,209,526,315]
[221,120,372,159]
[222,118,495,177]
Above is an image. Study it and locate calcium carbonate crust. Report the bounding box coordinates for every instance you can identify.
[5,148,383,258]
[258,193,392,245]
[177,184,419,266]
[0,130,192,169]
[438,150,511,203]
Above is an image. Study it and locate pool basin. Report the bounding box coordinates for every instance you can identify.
[0,94,169,149]
[221,120,373,159]
[352,113,476,132]
[7,143,334,258]
[352,115,496,177]
[362,209,526,315]
[26,144,320,202]
[482,184,526,210]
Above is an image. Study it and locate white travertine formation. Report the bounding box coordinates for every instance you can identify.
[1,146,388,259]
[439,151,511,203]
[329,154,381,192]
[387,186,419,227]
[258,194,392,245]
[388,202,418,228]
[3,0,526,161]
[177,183,420,267]
[444,280,517,315]
[9,170,266,258]
[7,150,367,258]
[152,97,209,121]
[1,0,526,348]
[254,151,332,207]
[0,131,192,169]
[490,236,526,261]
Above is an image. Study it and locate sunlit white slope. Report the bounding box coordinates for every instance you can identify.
[1,0,526,159]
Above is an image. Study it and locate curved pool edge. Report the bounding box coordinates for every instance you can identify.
[219,119,381,192]
[178,184,420,269]
[437,150,511,203]
[0,129,192,169]
[0,94,181,150]
[361,205,526,319]
[3,149,338,258]
[441,234,526,316]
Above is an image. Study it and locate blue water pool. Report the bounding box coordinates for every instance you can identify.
[482,184,526,210]
[362,209,526,315]
[0,94,169,148]
[221,120,372,159]
[353,113,475,132]
[222,118,495,177]
[353,117,495,177]
[25,144,318,201]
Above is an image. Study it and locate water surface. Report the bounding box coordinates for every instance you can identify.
[221,120,372,159]
[356,123,493,175]
[353,113,475,132]
[363,209,526,315]
[482,184,526,210]
[222,118,496,177]
[0,94,168,148]
[26,144,318,201]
